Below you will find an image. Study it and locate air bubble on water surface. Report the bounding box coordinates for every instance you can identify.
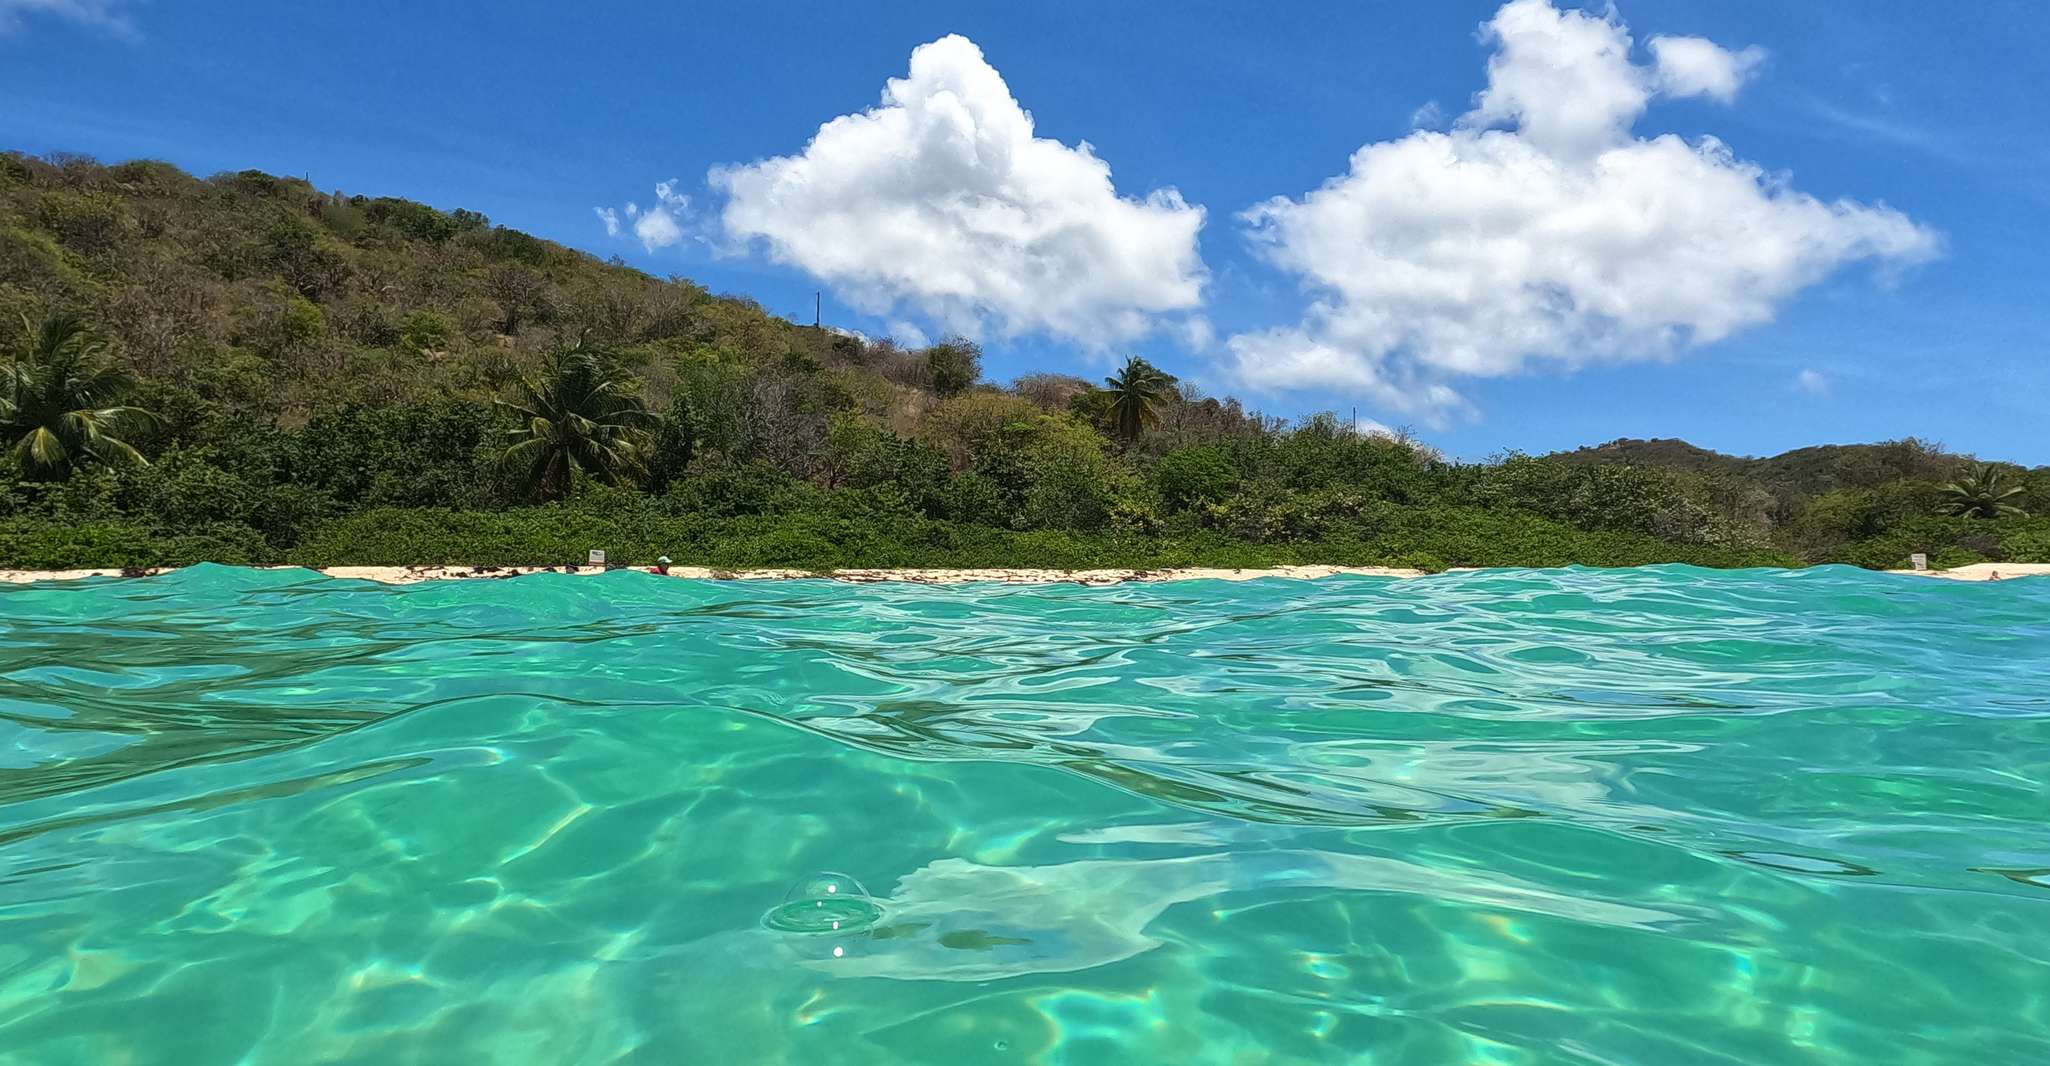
[764,871,884,935]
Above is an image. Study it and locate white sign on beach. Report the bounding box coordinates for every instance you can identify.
[589,549,607,565]
[1910,553,1928,571]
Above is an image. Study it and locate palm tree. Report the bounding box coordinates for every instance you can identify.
[497,342,655,501]
[1102,356,1175,445]
[1938,464,2025,519]
[1,312,155,481]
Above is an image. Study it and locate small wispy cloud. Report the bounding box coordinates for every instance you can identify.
[633,208,682,251]
[0,0,140,37]
[887,320,930,349]
[632,179,688,250]
[1798,94,1976,168]
[1796,368,1829,395]
[1795,91,2050,206]
[595,180,693,252]
[1409,100,1445,130]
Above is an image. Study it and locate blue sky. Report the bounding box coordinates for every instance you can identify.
[3,0,2044,463]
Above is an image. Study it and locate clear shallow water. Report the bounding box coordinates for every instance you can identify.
[1,564,2047,1065]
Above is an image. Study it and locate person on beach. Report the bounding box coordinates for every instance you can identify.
[654,556,671,576]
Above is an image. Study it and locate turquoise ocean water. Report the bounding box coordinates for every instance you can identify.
[1,564,2046,1064]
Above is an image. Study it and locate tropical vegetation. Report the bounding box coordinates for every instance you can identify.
[3,311,153,480]
[497,341,655,501]
[1938,465,2026,519]
[1,152,2045,572]
[1102,356,1175,445]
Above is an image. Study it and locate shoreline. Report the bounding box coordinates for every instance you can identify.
[1,562,2045,585]
[1886,562,2050,582]
[0,564,1428,586]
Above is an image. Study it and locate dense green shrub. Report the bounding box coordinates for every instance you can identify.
[8,495,1784,573]
[35,189,133,255]
[1157,446,1237,511]
[923,339,981,397]
[361,197,459,243]
[0,518,272,568]
[284,401,499,509]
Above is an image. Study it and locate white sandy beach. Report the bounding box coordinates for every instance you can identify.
[1883,562,2050,582]
[2,562,2046,585]
[0,564,1426,586]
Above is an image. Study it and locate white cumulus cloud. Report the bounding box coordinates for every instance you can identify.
[710,34,1206,346]
[1649,34,1765,103]
[593,207,620,237]
[1228,0,1938,424]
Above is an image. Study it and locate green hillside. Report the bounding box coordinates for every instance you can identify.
[3,152,2045,572]
[1555,437,1995,499]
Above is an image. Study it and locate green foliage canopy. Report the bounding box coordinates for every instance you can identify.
[1,312,155,481]
[497,343,655,501]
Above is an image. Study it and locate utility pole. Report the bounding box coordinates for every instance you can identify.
[815,291,821,329]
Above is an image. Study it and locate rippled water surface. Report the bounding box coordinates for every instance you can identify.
[2,565,2048,1064]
